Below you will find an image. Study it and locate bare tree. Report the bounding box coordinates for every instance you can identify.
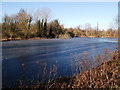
[109,16,118,30]
[84,23,92,30]
[34,7,51,22]
[40,7,51,22]
[34,7,51,37]
[84,23,92,36]
[14,8,33,39]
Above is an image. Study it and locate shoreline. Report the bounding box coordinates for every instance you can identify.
[2,37,119,88]
[15,50,119,88]
[1,36,118,42]
[1,37,50,42]
[38,50,120,88]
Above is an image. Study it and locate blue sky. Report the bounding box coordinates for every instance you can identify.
[2,2,118,30]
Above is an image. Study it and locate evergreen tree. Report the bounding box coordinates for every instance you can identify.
[37,19,41,37]
[43,19,47,37]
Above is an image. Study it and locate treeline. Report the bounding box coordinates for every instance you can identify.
[65,27,118,38]
[2,8,64,40]
[1,8,118,41]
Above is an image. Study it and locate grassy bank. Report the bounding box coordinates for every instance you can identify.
[16,50,120,89]
[73,51,120,88]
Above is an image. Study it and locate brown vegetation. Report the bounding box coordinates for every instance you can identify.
[73,50,120,88]
[1,8,118,42]
[17,49,120,89]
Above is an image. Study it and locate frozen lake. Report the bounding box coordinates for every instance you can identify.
[2,37,118,88]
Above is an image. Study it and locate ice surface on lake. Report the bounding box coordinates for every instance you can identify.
[2,37,117,88]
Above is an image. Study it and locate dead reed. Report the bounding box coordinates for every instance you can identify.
[17,49,119,89]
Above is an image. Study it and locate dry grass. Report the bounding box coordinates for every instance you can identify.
[15,49,120,89]
[73,50,120,88]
